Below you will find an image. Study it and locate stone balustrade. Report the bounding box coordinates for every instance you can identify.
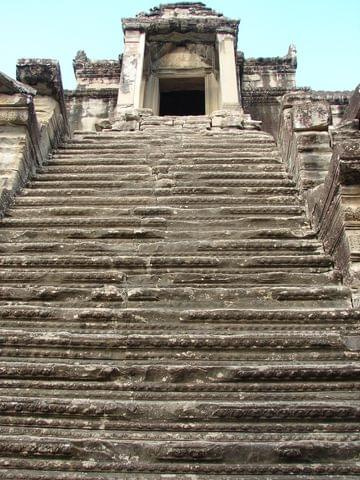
[278,85,360,302]
[0,60,69,215]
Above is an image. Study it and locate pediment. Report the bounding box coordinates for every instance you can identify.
[156,46,209,69]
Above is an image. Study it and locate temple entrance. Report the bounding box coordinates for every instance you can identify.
[159,77,205,116]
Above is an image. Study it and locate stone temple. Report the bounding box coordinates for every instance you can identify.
[0,2,359,478]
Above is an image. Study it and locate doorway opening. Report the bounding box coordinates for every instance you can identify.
[159,77,205,116]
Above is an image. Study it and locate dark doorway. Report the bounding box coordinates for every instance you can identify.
[159,77,205,116]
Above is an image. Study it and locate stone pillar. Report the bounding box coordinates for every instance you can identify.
[116,30,146,114]
[144,75,160,115]
[216,32,241,111]
[205,73,220,115]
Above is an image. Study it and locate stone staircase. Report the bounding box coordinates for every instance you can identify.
[0,122,359,478]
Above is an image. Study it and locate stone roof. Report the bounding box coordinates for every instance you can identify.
[0,70,36,96]
[122,2,239,37]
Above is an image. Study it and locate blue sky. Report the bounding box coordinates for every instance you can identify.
[1,0,359,91]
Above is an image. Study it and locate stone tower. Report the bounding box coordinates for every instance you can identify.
[69,2,297,133]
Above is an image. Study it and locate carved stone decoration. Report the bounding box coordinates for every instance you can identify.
[16,58,69,129]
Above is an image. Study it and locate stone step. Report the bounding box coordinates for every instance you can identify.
[1,425,359,442]
[57,141,277,149]
[0,396,358,424]
[1,216,166,227]
[65,137,276,146]
[0,331,355,364]
[35,171,289,181]
[0,435,358,471]
[0,270,339,289]
[42,164,152,173]
[0,285,350,309]
[51,152,281,163]
[1,306,358,328]
[8,205,305,219]
[1,122,358,477]
[49,156,282,167]
[40,164,286,175]
[1,361,359,383]
[1,468,359,479]
[0,253,333,269]
[18,191,300,205]
[21,186,296,198]
[64,135,276,144]
[0,238,323,254]
[0,227,315,242]
[2,216,309,230]
[14,194,300,208]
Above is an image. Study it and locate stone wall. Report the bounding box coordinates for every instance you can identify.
[65,52,121,132]
[278,85,360,301]
[65,89,117,132]
[278,91,333,201]
[308,86,360,300]
[0,61,69,215]
[239,47,297,138]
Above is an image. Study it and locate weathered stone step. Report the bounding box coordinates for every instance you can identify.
[35,171,288,181]
[0,461,359,477]
[65,136,276,146]
[0,271,339,289]
[1,306,358,327]
[0,238,323,254]
[17,189,298,200]
[0,329,356,356]
[38,171,152,181]
[51,152,281,163]
[0,216,166,228]
[0,227,315,242]
[0,340,354,362]
[49,156,282,167]
[157,164,287,174]
[159,171,289,180]
[63,136,276,145]
[1,425,360,442]
[0,284,351,309]
[1,306,357,334]
[0,436,358,472]
[9,205,305,219]
[14,192,300,207]
[41,163,285,175]
[1,383,359,403]
[1,469,359,480]
[1,362,358,382]
[41,165,151,173]
[58,141,277,150]
[165,217,308,229]
[0,254,333,269]
[1,216,309,230]
[22,185,296,197]
[0,397,358,424]
[171,152,280,161]
[0,329,351,350]
[17,193,300,206]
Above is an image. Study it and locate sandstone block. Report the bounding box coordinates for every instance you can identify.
[292,100,331,131]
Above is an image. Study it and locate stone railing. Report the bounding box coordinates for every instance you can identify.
[277,91,333,203]
[278,85,360,302]
[0,60,69,215]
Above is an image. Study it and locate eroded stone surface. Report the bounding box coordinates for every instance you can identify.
[0,124,359,477]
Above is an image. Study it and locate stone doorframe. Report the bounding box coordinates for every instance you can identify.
[142,67,220,116]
